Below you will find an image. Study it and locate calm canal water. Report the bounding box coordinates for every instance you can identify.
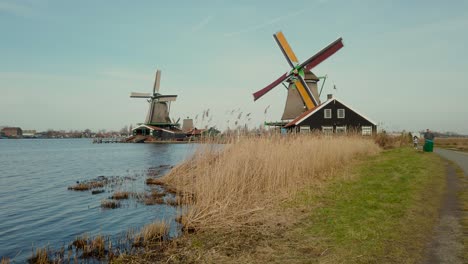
[0,139,198,262]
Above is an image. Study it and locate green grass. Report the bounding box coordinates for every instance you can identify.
[456,165,468,262]
[293,148,446,263]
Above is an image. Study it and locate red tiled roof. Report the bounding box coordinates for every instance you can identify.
[284,107,317,127]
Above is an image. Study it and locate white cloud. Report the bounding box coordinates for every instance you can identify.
[191,15,213,33]
[224,9,306,37]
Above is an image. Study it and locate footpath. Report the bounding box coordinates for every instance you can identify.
[424,148,467,264]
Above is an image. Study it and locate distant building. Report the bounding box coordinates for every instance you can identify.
[284,95,377,135]
[132,124,186,140]
[1,127,23,138]
[22,130,37,138]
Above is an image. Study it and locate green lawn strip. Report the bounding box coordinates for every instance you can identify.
[292,148,446,263]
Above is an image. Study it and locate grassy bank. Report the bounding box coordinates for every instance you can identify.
[457,165,468,261]
[291,147,446,263]
[119,147,446,263]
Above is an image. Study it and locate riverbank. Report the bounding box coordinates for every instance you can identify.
[114,146,452,263]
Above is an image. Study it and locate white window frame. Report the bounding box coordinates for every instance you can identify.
[337,109,345,119]
[300,126,311,134]
[362,126,372,136]
[336,126,347,134]
[322,126,333,135]
[324,109,332,119]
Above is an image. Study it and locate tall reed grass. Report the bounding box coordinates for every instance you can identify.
[161,134,380,229]
[134,221,169,246]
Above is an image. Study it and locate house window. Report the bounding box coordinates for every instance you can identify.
[337,109,345,119]
[322,126,333,134]
[324,109,332,119]
[362,126,372,136]
[336,126,347,134]
[300,126,311,134]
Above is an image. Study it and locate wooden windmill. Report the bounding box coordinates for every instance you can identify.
[130,70,178,125]
[253,31,344,120]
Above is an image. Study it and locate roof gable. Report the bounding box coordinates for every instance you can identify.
[133,124,176,134]
[285,98,376,127]
[284,99,333,127]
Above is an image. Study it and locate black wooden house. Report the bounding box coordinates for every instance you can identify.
[284,95,377,135]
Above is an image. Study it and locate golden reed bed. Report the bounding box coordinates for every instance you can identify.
[160,134,380,230]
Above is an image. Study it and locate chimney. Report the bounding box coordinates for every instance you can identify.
[327,94,333,100]
[182,119,194,132]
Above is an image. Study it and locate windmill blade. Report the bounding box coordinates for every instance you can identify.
[273,31,299,68]
[153,70,161,94]
[130,92,152,98]
[158,96,177,102]
[253,72,290,101]
[299,38,344,71]
[294,75,319,110]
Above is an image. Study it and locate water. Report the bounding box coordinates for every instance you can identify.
[0,139,198,262]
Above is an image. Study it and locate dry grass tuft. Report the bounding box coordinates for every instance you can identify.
[68,181,104,191]
[134,221,169,246]
[111,191,131,200]
[28,247,50,264]
[160,134,380,230]
[72,235,88,250]
[146,178,165,186]
[80,235,107,259]
[144,197,165,205]
[373,132,411,149]
[100,199,120,209]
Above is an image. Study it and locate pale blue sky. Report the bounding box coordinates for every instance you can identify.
[1,0,467,133]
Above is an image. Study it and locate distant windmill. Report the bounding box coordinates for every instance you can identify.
[253,31,344,120]
[130,70,178,125]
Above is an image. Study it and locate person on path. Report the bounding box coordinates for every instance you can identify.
[413,136,419,149]
[423,129,435,152]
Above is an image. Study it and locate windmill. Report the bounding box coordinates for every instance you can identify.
[253,31,344,120]
[130,70,178,126]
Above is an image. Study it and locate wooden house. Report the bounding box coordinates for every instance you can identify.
[284,94,377,135]
[132,124,186,140]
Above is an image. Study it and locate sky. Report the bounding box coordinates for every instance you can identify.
[1,0,467,134]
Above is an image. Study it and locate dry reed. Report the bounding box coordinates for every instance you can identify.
[160,134,380,229]
[111,191,131,200]
[100,199,120,209]
[28,247,49,264]
[434,137,468,151]
[1,257,10,264]
[134,221,169,246]
[146,178,165,185]
[67,181,104,191]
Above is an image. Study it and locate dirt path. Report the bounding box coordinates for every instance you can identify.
[424,149,466,264]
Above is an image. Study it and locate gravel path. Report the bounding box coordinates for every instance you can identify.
[435,148,468,176]
[424,149,466,264]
